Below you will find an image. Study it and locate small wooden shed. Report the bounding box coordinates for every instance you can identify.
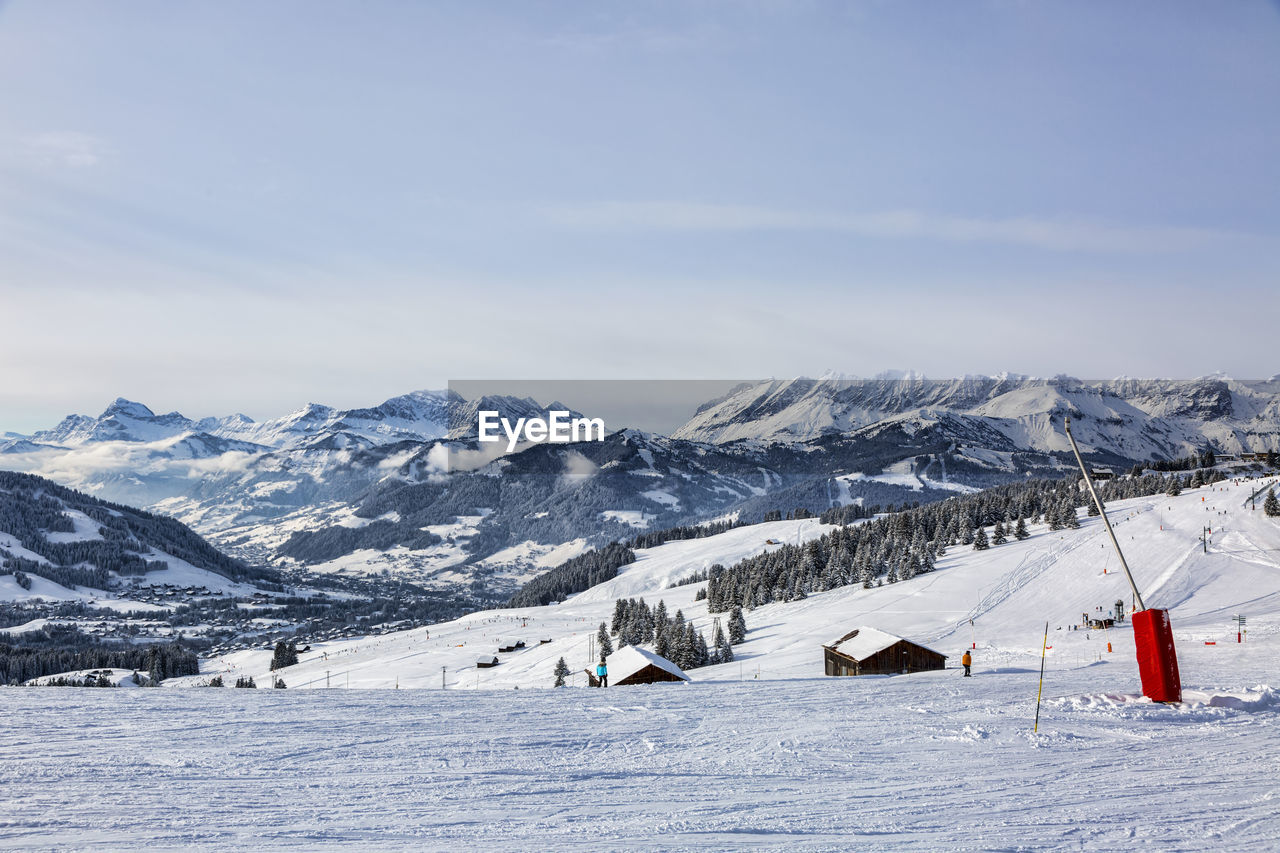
[476,655,499,669]
[606,646,689,686]
[823,627,946,676]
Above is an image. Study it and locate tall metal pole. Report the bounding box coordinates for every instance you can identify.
[1064,417,1146,611]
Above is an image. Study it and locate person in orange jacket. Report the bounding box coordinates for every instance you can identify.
[961,650,972,677]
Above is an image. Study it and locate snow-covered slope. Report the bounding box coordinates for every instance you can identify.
[202,474,1280,697]
[0,471,277,606]
[13,476,1280,851]
[9,660,1280,849]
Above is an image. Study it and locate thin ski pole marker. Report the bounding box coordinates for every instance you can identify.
[1034,621,1048,734]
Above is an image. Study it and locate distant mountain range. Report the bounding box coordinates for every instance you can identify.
[3,376,1278,595]
[16,392,451,452]
[675,375,1280,455]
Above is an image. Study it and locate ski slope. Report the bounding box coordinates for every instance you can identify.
[4,476,1280,850]
[2,654,1280,850]
[191,476,1280,694]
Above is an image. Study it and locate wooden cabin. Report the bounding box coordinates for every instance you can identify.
[605,646,689,686]
[823,627,947,676]
[476,655,499,669]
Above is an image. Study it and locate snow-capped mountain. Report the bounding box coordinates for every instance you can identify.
[28,398,202,446]
[445,393,585,439]
[673,375,1280,457]
[4,377,1279,594]
[14,391,454,454]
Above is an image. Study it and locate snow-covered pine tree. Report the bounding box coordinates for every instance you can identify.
[270,640,298,671]
[901,551,919,580]
[672,624,692,669]
[1014,517,1029,540]
[655,627,671,659]
[713,623,733,663]
[696,630,711,668]
[670,610,687,658]
[638,597,655,643]
[597,622,613,657]
[1063,503,1081,529]
[972,526,989,551]
[728,605,747,644]
[1265,488,1279,517]
[553,657,570,687]
[992,521,1007,546]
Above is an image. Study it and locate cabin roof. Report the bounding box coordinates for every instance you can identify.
[606,646,689,682]
[824,627,945,661]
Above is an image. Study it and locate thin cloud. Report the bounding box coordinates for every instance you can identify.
[1,441,258,488]
[542,201,1247,254]
[559,450,598,487]
[23,132,106,168]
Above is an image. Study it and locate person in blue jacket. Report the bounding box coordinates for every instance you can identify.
[596,657,608,688]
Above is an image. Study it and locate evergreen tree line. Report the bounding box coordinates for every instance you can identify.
[0,555,112,590]
[506,542,636,607]
[626,517,746,550]
[0,636,198,685]
[509,508,853,610]
[278,520,443,564]
[1140,450,1221,472]
[604,597,745,672]
[761,508,820,522]
[1161,468,1228,497]
[38,673,119,687]
[668,565,719,589]
[707,472,1204,614]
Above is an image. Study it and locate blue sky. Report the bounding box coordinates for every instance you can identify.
[2,1,1278,431]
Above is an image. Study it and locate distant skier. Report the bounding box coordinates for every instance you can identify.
[962,650,972,677]
[596,658,608,688]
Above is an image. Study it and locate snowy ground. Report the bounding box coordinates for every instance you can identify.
[2,661,1279,851]
[4,476,1280,850]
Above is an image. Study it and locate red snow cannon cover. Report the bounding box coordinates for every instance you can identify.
[1132,608,1181,703]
